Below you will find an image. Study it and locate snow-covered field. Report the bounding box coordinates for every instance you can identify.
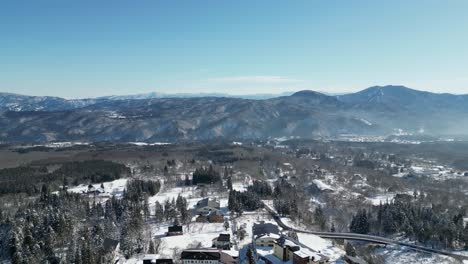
[157,222,230,256]
[147,185,229,213]
[128,142,171,146]
[377,246,457,264]
[366,193,398,205]
[234,210,277,248]
[297,233,344,262]
[124,222,232,263]
[67,178,128,198]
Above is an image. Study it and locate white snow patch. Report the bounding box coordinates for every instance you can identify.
[312,179,334,191]
[297,233,344,261]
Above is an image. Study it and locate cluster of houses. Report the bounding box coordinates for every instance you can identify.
[125,218,366,264]
[253,222,329,264]
[105,196,362,264]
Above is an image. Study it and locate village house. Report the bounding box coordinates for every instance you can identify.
[181,248,238,264]
[86,184,104,195]
[142,255,174,264]
[253,222,280,247]
[256,233,281,247]
[273,236,329,264]
[195,198,221,215]
[102,238,120,262]
[166,225,183,236]
[212,234,231,250]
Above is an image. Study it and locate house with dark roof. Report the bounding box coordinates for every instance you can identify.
[181,249,237,264]
[102,238,120,262]
[253,221,280,237]
[181,249,220,264]
[142,255,174,264]
[212,234,231,249]
[253,222,281,247]
[167,225,183,236]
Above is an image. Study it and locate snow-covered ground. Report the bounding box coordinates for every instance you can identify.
[128,142,171,146]
[312,179,334,191]
[232,182,248,192]
[147,185,229,213]
[377,246,457,264]
[67,178,128,198]
[154,222,231,257]
[234,210,277,248]
[297,233,344,262]
[366,193,398,205]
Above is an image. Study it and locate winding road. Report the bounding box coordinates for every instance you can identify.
[262,202,468,262]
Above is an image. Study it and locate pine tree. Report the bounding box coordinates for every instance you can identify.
[148,240,157,254]
[75,246,82,264]
[345,242,356,257]
[314,206,326,230]
[247,246,255,264]
[227,176,233,191]
[155,201,164,223]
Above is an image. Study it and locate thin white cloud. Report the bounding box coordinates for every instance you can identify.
[208,75,303,84]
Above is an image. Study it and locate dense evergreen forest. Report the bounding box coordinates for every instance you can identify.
[191,165,221,185]
[350,193,468,249]
[0,160,130,195]
[0,178,181,263]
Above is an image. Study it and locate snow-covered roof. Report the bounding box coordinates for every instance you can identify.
[257,233,280,240]
[294,247,323,260]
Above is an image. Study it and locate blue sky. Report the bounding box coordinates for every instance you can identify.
[1,0,468,98]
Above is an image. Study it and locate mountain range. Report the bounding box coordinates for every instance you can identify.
[0,85,467,143]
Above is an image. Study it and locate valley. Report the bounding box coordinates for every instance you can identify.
[1,140,468,263]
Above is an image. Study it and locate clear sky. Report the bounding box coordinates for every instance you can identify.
[1,0,468,98]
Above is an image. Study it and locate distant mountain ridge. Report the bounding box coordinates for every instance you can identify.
[0,86,467,142]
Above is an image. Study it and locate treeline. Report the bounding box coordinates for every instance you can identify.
[125,179,161,202]
[247,180,273,197]
[228,180,272,215]
[55,160,130,184]
[273,179,299,217]
[192,165,221,185]
[1,177,174,263]
[350,194,468,249]
[228,190,263,215]
[153,194,190,224]
[0,160,130,195]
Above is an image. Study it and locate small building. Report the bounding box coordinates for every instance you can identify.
[196,198,221,215]
[273,236,300,261]
[293,248,329,264]
[142,256,174,264]
[252,222,280,238]
[86,184,104,195]
[102,238,120,261]
[181,249,221,264]
[253,221,280,247]
[212,234,231,250]
[181,249,237,264]
[256,233,281,247]
[273,236,329,264]
[167,225,183,236]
